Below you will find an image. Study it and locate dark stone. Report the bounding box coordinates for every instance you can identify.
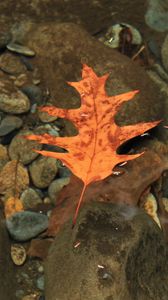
[21,84,43,104]
[20,55,34,71]
[45,202,168,300]
[1,128,19,145]
[58,165,71,178]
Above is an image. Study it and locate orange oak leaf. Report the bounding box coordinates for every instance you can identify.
[25,64,160,224]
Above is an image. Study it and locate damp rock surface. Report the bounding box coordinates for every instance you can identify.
[45,202,168,300]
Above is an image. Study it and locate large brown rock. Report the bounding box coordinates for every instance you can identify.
[0,210,16,300]
[15,22,166,133]
[45,202,168,300]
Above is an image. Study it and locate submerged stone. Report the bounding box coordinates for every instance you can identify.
[45,202,168,300]
[6,211,48,241]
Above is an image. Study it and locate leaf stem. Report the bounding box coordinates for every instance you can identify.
[72,183,87,227]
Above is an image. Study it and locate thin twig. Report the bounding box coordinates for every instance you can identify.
[132,45,145,61]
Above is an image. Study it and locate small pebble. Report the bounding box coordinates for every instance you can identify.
[20,188,43,210]
[38,296,45,300]
[0,52,27,75]
[31,103,38,113]
[20,55,34,71]
[37,275,45,290]
[14,74,29,87]
[29,156,58,189]
[7,42,35,57]
[21,272,29,280]
[38,104,58,123]
[47,210,52,218]
[15,289,24,298]
[38,265,44,273]
[33,79,41,85]
[21,85,43,104]
[11,244,26,265]
[43,197,51,204]
[22,294,37,300]
[48,177,70,203]
[0,116,23,136]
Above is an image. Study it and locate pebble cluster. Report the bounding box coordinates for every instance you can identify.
[0,34,73,299]
[0,34,71,238]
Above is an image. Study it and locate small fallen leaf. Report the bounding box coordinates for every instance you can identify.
[27,238,53,259]
[0,160,29,197]
[5,196,24,218]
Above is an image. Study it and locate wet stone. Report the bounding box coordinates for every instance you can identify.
[48,177,70,204]
[57,164,71,178]
[6,211,48,242]
[21,85,43,105]
[20,188,43,209]
[8,130,42,164]
[14,74,29,88]
[7,42,35,57]
[0,90,30,114]
[36,276,45,291]
[29,156,58,188]
[0,77,30,114]
[0,116,23,136]
[38,103,58,123]
[0,52,27,75]
[11,244,27,266]
[20,55,34,71]
[35,124,60,136]
[30,103,38,113]
[45,202,168,300]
